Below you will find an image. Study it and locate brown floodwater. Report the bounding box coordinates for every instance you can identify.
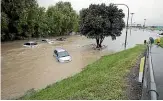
[2,29,157,99]
[1,35,111,99]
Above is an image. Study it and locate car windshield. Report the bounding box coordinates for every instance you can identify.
[24,43,30,45]
[57,51,69,58]
[31,42,37,45]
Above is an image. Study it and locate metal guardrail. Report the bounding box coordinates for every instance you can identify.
[145,44,158,100]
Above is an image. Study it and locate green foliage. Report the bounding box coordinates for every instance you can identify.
[80,4,125,48]
[1,12,9,40]
[159,37,163,48]
[19,45,145,100]
[46,1,79,36]
[1,0,79,41]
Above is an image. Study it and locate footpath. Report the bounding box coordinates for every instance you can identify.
[151,45,163,99]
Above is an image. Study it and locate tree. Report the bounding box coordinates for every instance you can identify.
[80,4,125,48]
[1,0,79,41]
[1,0,39,40]
[46,1,79,36]
[17,0,39,39]
[33,7,48,38]
[1,12,9,41]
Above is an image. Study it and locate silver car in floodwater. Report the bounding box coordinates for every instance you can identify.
[53,48,72,63]
[23,41,38,48]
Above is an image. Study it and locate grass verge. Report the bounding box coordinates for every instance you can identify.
[19,45,145,100]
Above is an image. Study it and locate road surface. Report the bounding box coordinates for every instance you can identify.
[151,45,163,100]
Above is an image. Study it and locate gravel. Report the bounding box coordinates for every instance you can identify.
[125,54,144,100]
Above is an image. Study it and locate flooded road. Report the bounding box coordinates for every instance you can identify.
[103,29,159,51]
[1,35,110,99]
[1,29,159,99]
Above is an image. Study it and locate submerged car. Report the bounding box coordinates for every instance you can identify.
[159,33,163,35]
[42,39,54,44]
[53,48,71,63]
[56,37,66,41]
[23,41,38,47]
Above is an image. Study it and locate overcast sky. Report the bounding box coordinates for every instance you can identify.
[37,0,163,26]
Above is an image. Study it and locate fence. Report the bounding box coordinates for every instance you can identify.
[141,44,158,100]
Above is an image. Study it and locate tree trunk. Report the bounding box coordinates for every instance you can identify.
[96,36,105,48]
[99,41,102,48]
[99,36,104,48]
[96,37,100,48]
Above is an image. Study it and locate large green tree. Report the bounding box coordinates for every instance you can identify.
[46,1,79,36]
[1,0,79,41]
[1,12,9,41]
[1,0,39,40]
[80,4,125,48]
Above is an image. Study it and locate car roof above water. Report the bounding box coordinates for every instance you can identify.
[55,48,66,52]
[26,41,37,43]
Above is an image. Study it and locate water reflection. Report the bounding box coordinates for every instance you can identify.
[103,28,158,52]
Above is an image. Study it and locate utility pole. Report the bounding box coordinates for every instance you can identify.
[113,4,130,49]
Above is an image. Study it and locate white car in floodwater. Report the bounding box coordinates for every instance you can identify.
[23,41,38,48]
[42,39,54,44]
[53,48,72,63]
[159,33,163,36]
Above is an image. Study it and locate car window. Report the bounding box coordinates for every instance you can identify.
[31,42,37,45]
[58,51,69,58]
[24,43,30,45]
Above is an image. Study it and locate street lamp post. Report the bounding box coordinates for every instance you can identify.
[130,13,134,35]
[113,4,130,49]
[133,22,136,27]
[143,19,146,28]
[130,13,135,28]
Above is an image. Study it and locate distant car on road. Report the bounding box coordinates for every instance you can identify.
[23,41,38,48]
[53,48,71,63]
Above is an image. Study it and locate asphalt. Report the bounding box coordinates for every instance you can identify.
[151,45,163,100]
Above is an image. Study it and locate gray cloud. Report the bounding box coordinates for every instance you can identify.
[37,0,163,26]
